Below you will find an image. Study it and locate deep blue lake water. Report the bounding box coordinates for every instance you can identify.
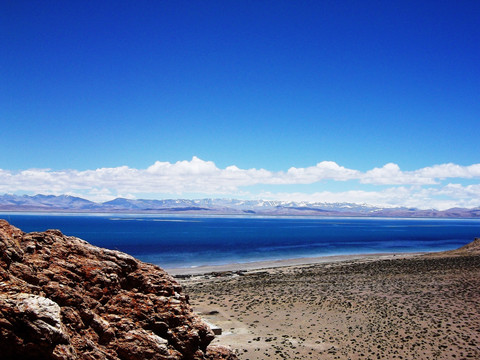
[2,213,480,269]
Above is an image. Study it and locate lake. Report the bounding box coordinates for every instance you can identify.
[2,213,480,269]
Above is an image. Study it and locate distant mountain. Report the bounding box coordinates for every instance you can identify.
[1,194,480,218]
[0,194,101,211]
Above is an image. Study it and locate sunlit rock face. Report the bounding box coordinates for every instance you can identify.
[0,219,236,360]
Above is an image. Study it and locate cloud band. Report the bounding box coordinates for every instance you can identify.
[1,157,480,209]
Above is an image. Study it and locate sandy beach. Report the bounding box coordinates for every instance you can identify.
[177,245,480,359]
[167,253,425,276]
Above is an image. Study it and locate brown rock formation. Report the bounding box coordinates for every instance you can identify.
[0,220,237,360]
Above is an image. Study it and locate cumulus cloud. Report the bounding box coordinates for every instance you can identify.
[284,161,360,183]
[1,157,480,209]
[146,157,219,176]
[359,163,480,185]
[415,163,480,179]
[361,163,437,185]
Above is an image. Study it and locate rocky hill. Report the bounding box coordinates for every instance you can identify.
[0,220,236,360]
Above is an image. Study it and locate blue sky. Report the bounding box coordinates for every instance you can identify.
[1,1,480,209]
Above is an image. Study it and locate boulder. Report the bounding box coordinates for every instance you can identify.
[0,219,237,360]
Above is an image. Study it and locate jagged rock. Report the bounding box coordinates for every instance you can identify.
[0,219,237,360]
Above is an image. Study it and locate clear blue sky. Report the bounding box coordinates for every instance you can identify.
[1,1,479,208]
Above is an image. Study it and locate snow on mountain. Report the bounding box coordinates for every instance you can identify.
[0,194,479,218]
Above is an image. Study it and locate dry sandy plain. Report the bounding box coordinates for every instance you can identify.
[177,242,480,360]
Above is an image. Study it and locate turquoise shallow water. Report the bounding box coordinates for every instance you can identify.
[2,213,480,269]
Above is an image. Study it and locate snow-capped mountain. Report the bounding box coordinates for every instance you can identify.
[0,194,479,218]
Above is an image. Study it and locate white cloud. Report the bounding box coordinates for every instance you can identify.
[1,157,480,209]
[360,163,435,185]
[415,163,480,179]
[146,156,219,175]
[285,161,360,183]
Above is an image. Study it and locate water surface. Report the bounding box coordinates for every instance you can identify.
[2,213,479,269]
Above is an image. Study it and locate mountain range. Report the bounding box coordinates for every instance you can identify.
[1,194,480,218]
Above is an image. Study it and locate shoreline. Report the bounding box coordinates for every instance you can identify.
[167,251,427,276]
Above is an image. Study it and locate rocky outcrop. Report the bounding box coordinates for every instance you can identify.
[0,219,237,360]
